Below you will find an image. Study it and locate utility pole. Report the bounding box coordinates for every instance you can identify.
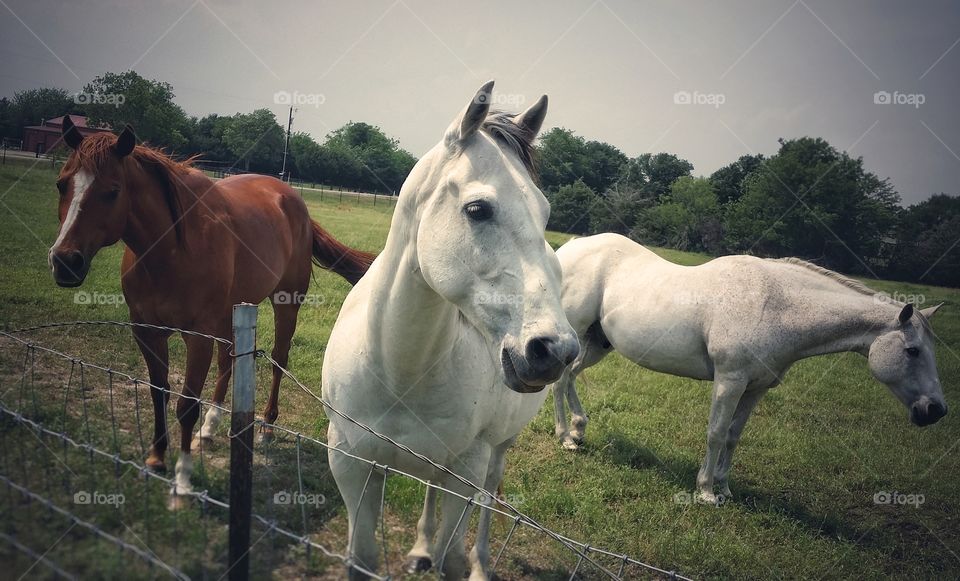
[279,105,294,182]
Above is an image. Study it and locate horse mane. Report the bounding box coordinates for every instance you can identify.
[63,132,194,243]
[775,257,879,297]
[481,111,539,182]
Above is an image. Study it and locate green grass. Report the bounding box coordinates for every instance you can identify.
[0,156,958,579]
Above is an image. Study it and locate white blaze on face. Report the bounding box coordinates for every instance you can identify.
[49,169,93,269]
[54,169,94,248]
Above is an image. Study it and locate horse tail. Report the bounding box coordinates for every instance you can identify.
[310,220,376,285]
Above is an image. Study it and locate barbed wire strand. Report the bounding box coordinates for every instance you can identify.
[0,475,189,580]
[0,530,77,580]
[0,323,691,580]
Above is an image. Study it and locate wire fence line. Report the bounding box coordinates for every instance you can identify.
[0,319,691,580]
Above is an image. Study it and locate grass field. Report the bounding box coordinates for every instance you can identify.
[0,156,958,579]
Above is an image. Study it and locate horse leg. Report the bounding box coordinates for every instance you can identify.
[329,440,384,580]
[696,375,747,505]
[261,301,301,443]
[469,441,511,581]
[435,447,489,580]
[197,341,231,446]
[566,371,588,445]
[171,335,214,506]
[552,372,571,446]
[715,388,767,500]
[133,327,172,472]
[405,485,438,573]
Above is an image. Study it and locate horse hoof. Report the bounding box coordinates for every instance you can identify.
[569,431,584,444]
[406,556,433,573]
[192,436,214,452]
[561,438,580,451]
[167,494,191,511]
[145,457,166,473]
[695,490,720,506]
[258,431,274,445]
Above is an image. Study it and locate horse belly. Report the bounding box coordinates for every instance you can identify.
[604,315,713,381]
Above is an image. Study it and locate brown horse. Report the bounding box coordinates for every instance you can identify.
[49,117,375,499]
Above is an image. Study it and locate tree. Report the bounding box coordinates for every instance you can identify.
[185,114,234,162]
[222,109,284,172]
[537,128,627,193]
[710,154,764,204]
[82,71,190,149]
[887,194,960,286]
[546,180,597,234]
[589,185,647,235]
[724,137,900,272]
[3,88,76,139]
[617,152,694,199]
[634,176,721,252]
[324,122,416,193]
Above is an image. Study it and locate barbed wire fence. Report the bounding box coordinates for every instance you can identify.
[0,311,692,580]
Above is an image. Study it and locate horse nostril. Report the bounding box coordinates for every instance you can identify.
[929,401,947,421]
[526,337,552,362]
[55,250,86,276]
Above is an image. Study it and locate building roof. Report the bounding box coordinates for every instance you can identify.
[24,114,111,132]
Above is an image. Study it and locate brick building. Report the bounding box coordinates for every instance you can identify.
[21,115,111,154]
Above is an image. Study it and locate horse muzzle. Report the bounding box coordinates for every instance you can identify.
[50,249,90,287]
[910,397,947,427]
[500,334,580,394]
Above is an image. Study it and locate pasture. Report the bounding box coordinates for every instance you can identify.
[0,156,958,579]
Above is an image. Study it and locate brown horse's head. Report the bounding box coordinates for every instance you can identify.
[49,118,137,287]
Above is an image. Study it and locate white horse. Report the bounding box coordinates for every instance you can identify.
[322,82,579,580]
[552,233,947,504]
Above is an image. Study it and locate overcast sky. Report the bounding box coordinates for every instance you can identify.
[2,0,958,204]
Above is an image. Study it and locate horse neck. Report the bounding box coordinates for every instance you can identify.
[121,162,210,263]
[366,198,462,383]
[792,289,897,359]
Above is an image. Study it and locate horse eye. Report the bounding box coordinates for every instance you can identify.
[905,347,920,357]
[103,188,120,202]
[464,201,494,222]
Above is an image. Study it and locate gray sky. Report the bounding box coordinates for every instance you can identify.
[2,0,958,204]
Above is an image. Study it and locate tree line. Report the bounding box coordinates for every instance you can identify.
[1,71,956,286]
[538,128,958,287]
[0,71,416,194]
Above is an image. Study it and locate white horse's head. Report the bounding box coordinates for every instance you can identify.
[868,303,947,426]
[403,81,579,393]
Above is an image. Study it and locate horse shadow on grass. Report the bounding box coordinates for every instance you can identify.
[583,433,886,551]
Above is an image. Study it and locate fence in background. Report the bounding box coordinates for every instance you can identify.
[0,313,690,580]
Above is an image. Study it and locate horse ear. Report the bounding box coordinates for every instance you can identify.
[514,94,548,137]
[898,303,914,325]
[920,303,944,319]
[114,124,137,158]
[61,115,84,150]
[446,80,494,145]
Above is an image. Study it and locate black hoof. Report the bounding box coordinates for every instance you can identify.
[406,556,432,573]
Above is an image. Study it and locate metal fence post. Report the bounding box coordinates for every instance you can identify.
[228,303,257,581]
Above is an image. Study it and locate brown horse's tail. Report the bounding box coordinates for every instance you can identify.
[310,220,376,285]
